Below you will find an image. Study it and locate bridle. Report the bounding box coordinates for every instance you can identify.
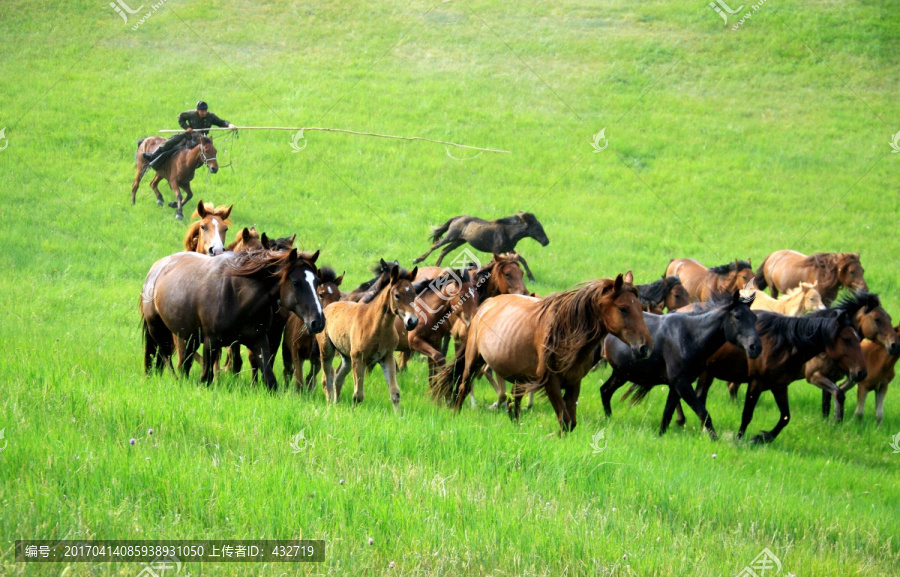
[195,137,217,167]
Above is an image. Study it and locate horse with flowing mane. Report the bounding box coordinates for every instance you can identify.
[132,134,219,219]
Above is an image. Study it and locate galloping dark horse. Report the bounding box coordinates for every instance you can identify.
[636,275,690,314]
[602,291,761,439]
[132,134,219,220]
[413,213,549,281]
[141,249,325,390]
[689,310,866,443]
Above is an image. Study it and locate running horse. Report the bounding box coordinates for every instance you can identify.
[431,273,652,432]
[739,279,825,316]
[140,249,324,390]
[754,250,867,305]
[132,134,219,220]
[839,323,900,423]
[664,258,754,302]
[413,213,549,282]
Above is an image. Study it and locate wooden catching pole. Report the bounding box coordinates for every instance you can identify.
[158,126,510,154]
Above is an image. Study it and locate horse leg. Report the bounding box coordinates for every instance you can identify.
[177,335,198,379]
[318,337,338,402]
[455,346,486,410]
[674,401,687,427]
[600,370,626,417]
[380,358,402,410]
[544,375,572,432]
[149,173,165,206]
[561,380,581,432]
[526,391,535,410]
[413,233,457,264]
[727,381,740,402]
[306,343,322,393]
[853,382,868,420]
[181,181,194,209]
[131,163,148,205]
[674,378,717,440]
[507,383,525,422]
[254,338,278,392]
[516,253,536,282]
[874,384,888,425]
[737,383,763,440]
[350,352,366,404]
[199,337,215,385]
[434,240,466,267]
[440,334,451,358]
[751,385,790,443]
[807,371,845,422]
[659,388,682,436]
[171,180,185,220]
[484,367,506,409]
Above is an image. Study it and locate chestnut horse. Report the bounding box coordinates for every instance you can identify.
[413,213,549,281]
[636,275,690,314]
[132,135,219,219]
[282,266,344,391]
[181,201,233,256]
[317,262,419,409]
[688,310,866,443]
[226,226,263,252]
[665,258,754,302]
[754,250,867,305]
[838,324,900,423]
[432,273,652,432]
[141,249,324,389]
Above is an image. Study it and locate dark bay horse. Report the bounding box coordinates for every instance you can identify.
[688,310,866,443]
[141,249,324,390]
[754,250,867,305]
[804,292,899,420]
[413,213,549,281]
[602,291,761,439]
[636,275,690,314]
[665,258,754,302]
[431,274,652,432]
[282,266,344,391]
[839,324,900,423]
[182,201,232,256]
[132,135,219,219]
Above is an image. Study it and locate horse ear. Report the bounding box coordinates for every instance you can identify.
[197,200,207,218]
[408,266,418,280]
[260,233,270,249]
[380,258,388,270]
[222,204,233,220]
[614,273,624,293]
[493,253,503,262]
[241,228,251,242]
[389,265,400,283]
[748,258,751,267]
[289,248,298,263]
[623,270,634,284]
[308,249,320,264]
[289,234,297,246]
[335,273,345,286]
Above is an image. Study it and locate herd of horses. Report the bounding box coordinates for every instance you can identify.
[138,201,899,445]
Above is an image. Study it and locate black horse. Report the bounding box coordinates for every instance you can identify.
[601,291,761,439]
[636,275,690,313]
[412,212,549,281]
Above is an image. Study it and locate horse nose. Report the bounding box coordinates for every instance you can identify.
[854,368,868,382]
[210,167,219,174]
[636,344,650,359]
[747,341,762,359]
[209,246,223,256]
[309,317,325,334]
[406,317,419,331]
[889,342,900,356]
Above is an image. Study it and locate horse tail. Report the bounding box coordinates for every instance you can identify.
[430,337,468,406]
[754,255,769,291]
[621,381,654,405]
[430,217,457,243]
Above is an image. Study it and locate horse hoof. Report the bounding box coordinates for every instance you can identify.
[175,214,184,220]
[168,201,178,208]
[750,432,773,444]
[488,402,499,410]
[157,200,164,206]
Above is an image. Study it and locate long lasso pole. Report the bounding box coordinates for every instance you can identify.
[158,126,510,154]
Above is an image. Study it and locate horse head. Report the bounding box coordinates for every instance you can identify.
[190,200,232,256]
[281,249,325,334]
[316,266,344,308]
[722,290,762,359]
[518,211,549,246]
[838,253,867,293]
[387,264,419,331]
[825,311,867,383]
[600,271,652,360]
[490,253,529,296]
[663,275,690,311]
[198,136,219,174]
[798,281,826,312]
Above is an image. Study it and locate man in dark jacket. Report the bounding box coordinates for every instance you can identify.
[143,101,236,168]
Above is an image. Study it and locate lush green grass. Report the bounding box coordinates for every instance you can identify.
[2,0,899,574]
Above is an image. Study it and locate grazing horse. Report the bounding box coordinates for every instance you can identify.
[317,262,419,408]
[636,275,690,314]
[140,249,325,390]
[396,269,479,376]
[805,292,899,420]
[664,258,754,302]
[282,266,345,391]
[688,311,866,443]
[182,201,232,256]
[838,324,900,423]
[602,292,761,439]
[413,213,550,281]
[132,135,219,220]
[754,250,867,305]
[431,273,653,432]
[739,279,825,316]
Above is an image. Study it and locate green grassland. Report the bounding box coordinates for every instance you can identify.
[1,0,899,574]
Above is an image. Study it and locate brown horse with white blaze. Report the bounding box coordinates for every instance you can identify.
[432,272,652,432]
[754,250,867,305]
[132,134,219,219]
[182,201,232,256]
[665,258,754,302]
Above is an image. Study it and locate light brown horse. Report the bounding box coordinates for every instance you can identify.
[141,249,324,389]
[739,279,825,316]
[431,273,652,432]
[665,258,754,302]
[317,262,419,408]
[226,226,263,252]
[132,135,219,219]
[754,250,867,305]
[181,201,233,256]
[282,266,344,391]
[839,324,900,423]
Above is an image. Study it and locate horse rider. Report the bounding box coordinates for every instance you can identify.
[143,101,236,168]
